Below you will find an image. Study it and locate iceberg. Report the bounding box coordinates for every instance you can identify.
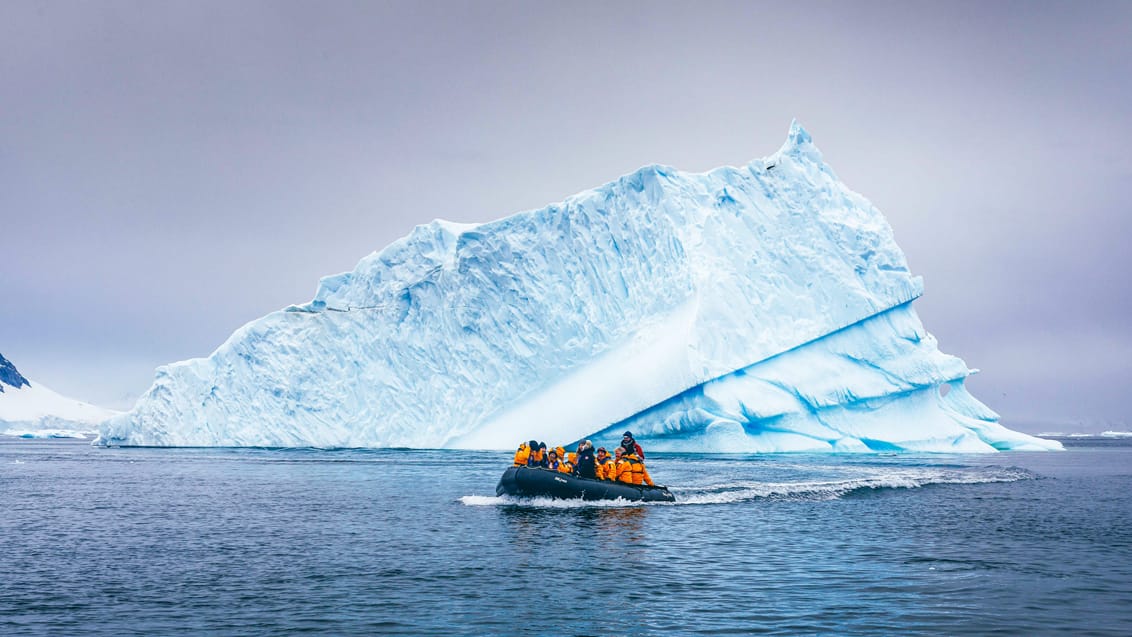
[95,122,1059,452]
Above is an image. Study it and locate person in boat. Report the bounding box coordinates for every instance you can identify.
[622,431,645,459]
[610,447,628,483]
[616,443,654,486]
[513,441,531,466]
[546,449,565,472]
[594,447,613,480]
[573,440,597,479]
[528,442,547,468]
[550,447,573,473]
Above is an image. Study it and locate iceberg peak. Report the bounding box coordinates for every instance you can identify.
[787,118,812,147]
[759,119,828,176]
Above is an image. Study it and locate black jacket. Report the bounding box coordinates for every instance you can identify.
[573,448,597,479]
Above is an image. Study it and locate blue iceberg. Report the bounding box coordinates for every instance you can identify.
[96,123,1059,452]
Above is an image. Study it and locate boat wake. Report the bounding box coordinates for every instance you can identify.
[460,465,1038,508]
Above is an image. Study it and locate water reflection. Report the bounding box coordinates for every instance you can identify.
[591,506,647,539]
[497,504,650,556]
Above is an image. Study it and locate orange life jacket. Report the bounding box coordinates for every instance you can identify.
[639,461,654,486]
[529,449,545,465]
[613,458,634,483]
[595,456,612,480]
[513,444,530,466]
[622,453,653,485]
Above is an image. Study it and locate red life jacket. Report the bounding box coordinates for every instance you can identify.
[626,440,644,459]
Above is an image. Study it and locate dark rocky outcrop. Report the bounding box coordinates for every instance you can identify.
[0,353,31,392]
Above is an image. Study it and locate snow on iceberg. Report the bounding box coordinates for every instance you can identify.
[95,122,1059,451]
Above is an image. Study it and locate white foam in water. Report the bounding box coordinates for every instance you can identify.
[672,467,1035,505]
[460,466,1035,508]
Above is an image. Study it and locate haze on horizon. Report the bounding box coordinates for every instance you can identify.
[2,1,1130,434]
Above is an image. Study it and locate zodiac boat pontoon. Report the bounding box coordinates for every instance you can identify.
[496,466,676,502]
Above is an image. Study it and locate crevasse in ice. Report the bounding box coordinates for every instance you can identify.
[95,122,1060,451]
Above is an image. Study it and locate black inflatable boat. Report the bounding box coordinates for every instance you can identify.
[496,466,676,502]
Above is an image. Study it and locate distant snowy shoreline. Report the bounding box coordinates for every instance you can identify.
[1,352,120,436]
[1037,431,1132,439]
[1,428,95,439]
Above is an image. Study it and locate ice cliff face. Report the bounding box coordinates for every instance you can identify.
[96,123,1059,451]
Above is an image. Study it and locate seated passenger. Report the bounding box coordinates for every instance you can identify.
[549,445,575,473]
[594,447,612,480]
[612,447,634,484]
[513,441,531,466]
[546,450,563,472]
[573,441,597,479]
[638,460,655,487]
[528,442,547,468]
[621,444,654,486]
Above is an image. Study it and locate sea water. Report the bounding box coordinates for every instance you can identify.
[1,436,1130,636]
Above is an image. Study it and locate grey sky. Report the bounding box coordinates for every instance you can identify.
[2,1,1129,432]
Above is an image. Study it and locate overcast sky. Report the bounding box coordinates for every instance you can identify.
[2,1,1129,432]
